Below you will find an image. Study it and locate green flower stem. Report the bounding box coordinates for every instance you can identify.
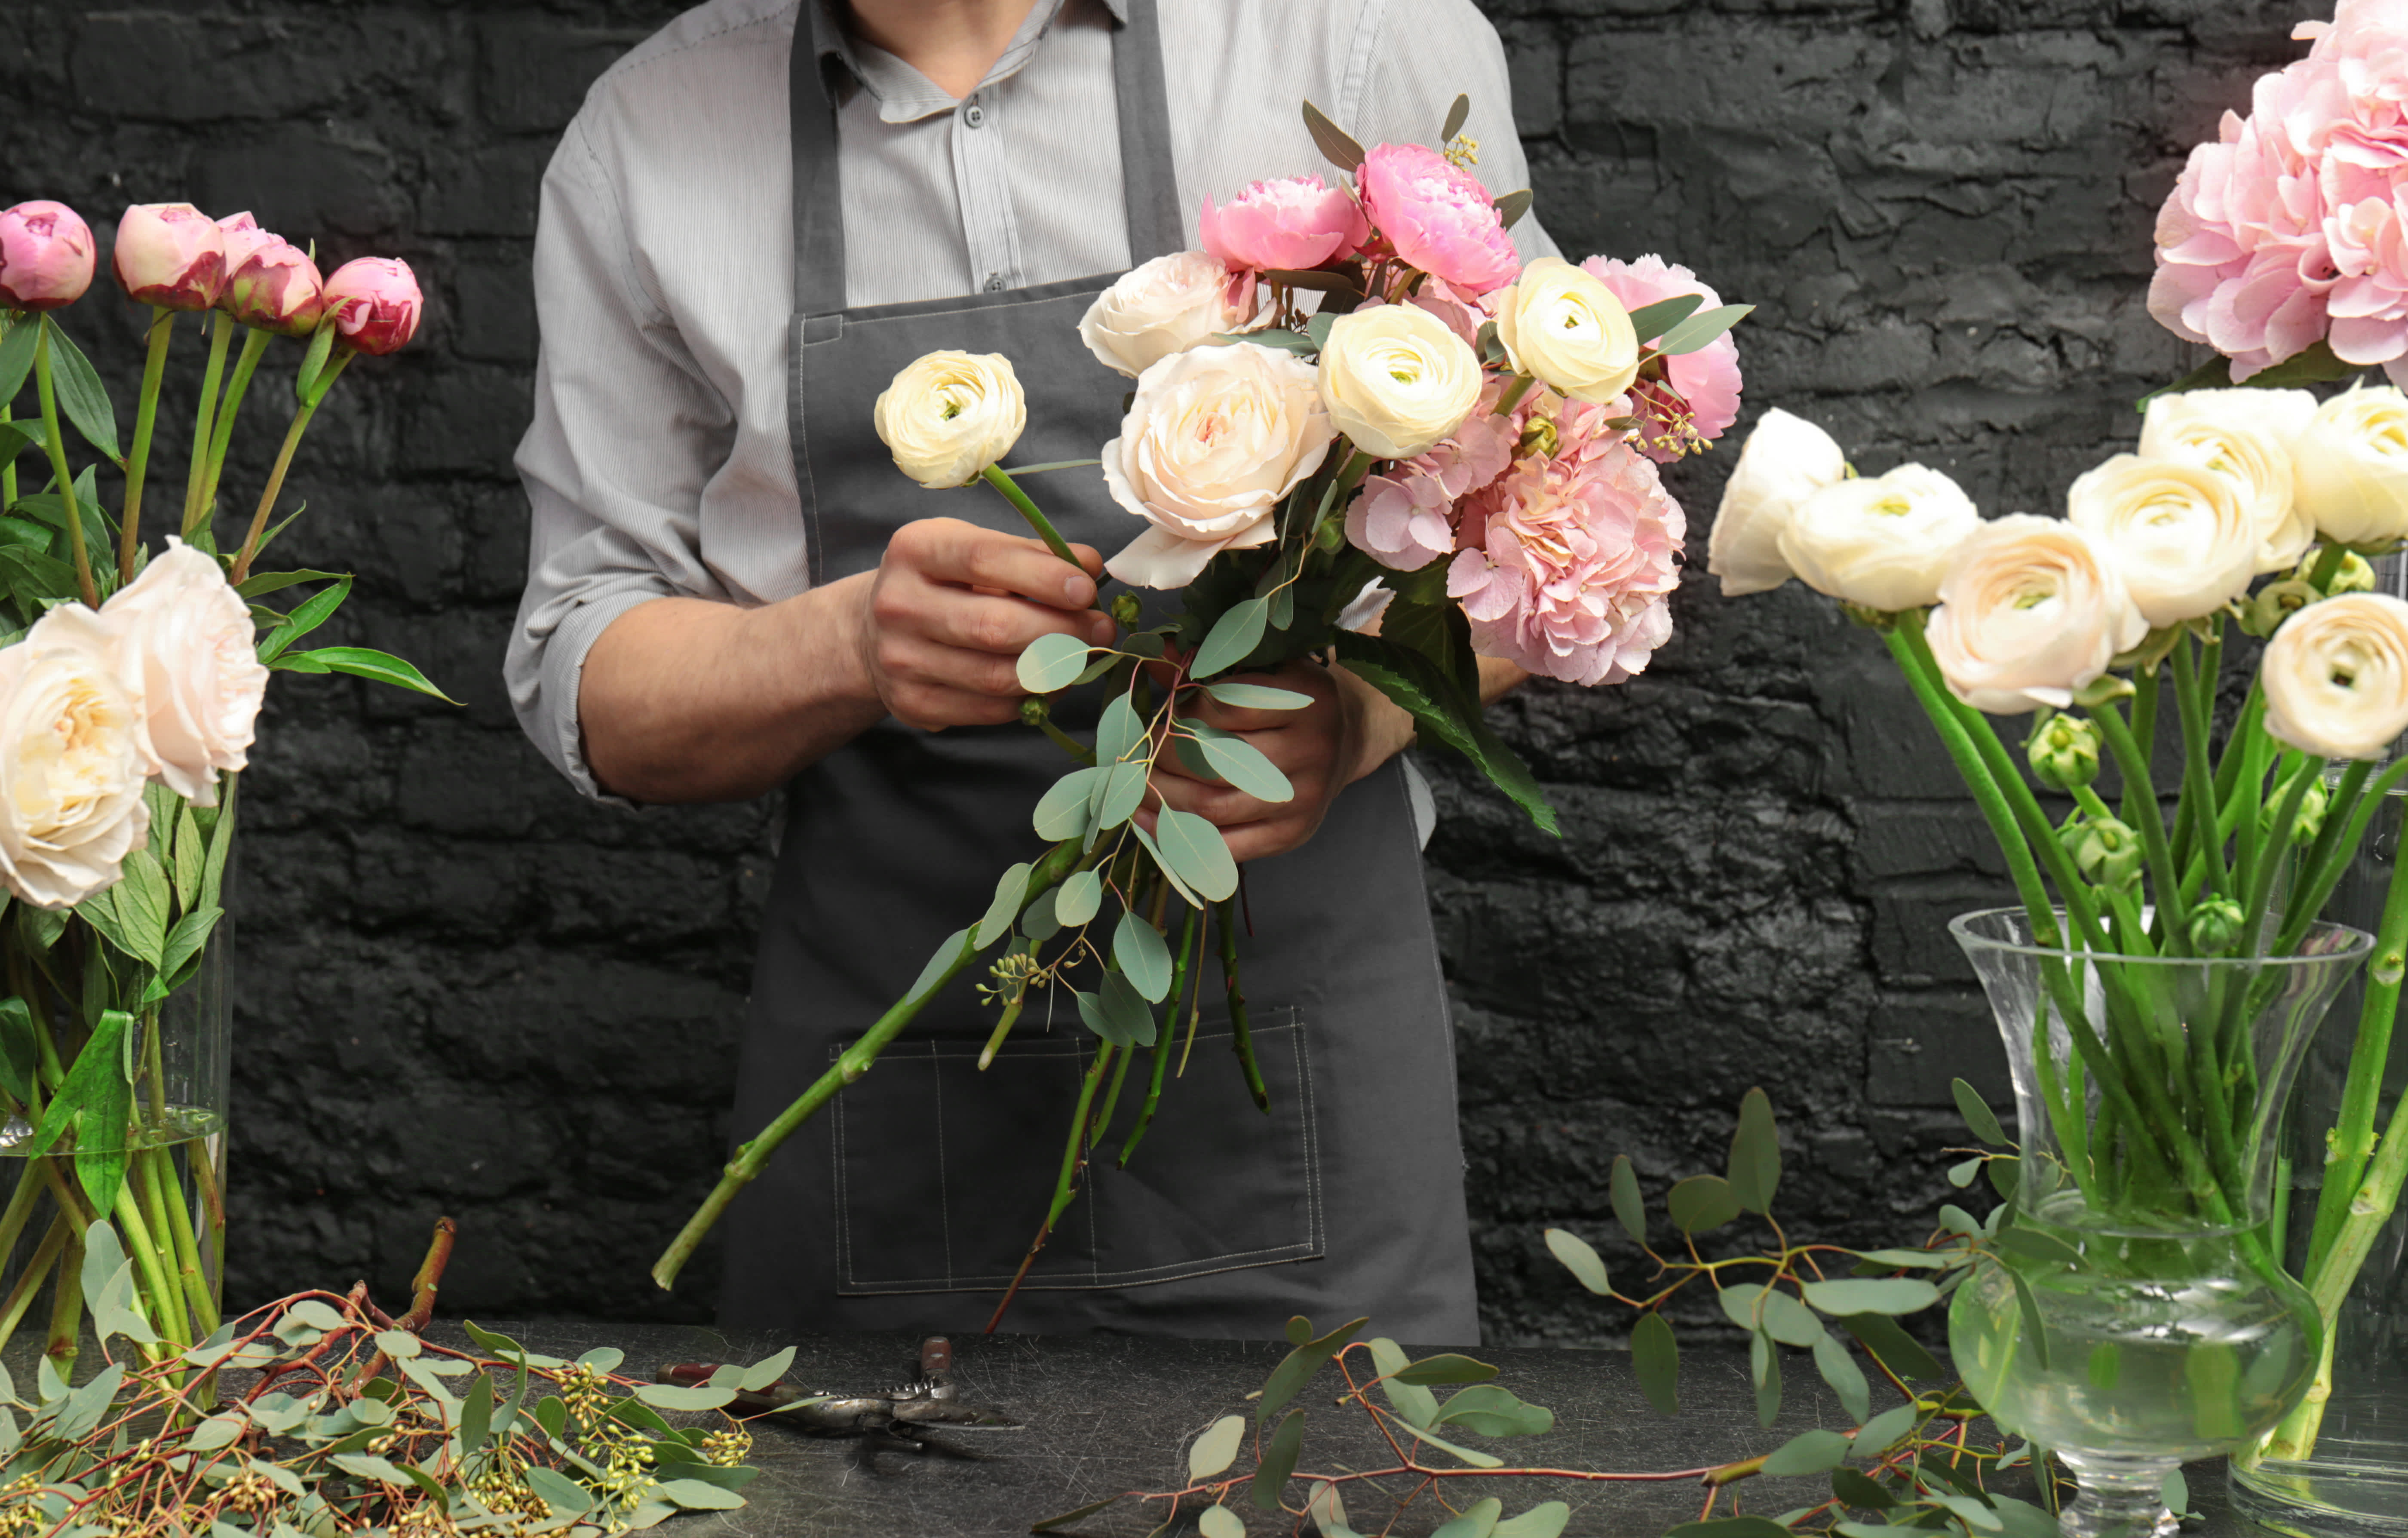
[2088,703,2187,944]
[651,837,1085,1291]
[191,325,272,540]
[1215,895,1270,1113]
[2276,756,2408,958]
[117,306,175,584]
[984,1039,1120,1334]
[179,313,233,536]
[2305,796,2408,1280]
[981,464,1081,569]
[111,1180,182,1356]
[2308,541,2350,591]
[2120,667,2160,830]
[132,1150,190,1344]
[2241,758,2323,952]
[32,320,98,609]
[1120,903,1199,1169]
[2172,632,2228,899]
[147,1145,219,1336]
[1089,1032,1135,1143]
[0,1162,48,1296]
[229,352,349,586]
[1492,373,1537,416]
[43,1228,80,1378]
[2269,1086,2408,1461]
[0,1213,71,1357]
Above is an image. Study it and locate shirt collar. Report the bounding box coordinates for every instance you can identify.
[813,0,1126,124]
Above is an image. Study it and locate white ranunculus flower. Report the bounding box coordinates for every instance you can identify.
[98,537,268,805]
[1776,463,1980,611]
[2261,592,2408,759]
[1076,250,1257,379]
[1926,514,2150,714]
[1101,342,1336,589]
[2065,454,2258,626]
[2137,387,2316,572]
[1492,255,1640,404]
[871,350,1027,489]
[1316,303,1484,460]
[1708,408,1847,596]
[0,606,153,909]
[2295,383,2408,546]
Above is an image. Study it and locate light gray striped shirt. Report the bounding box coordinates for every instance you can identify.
[508,0,1560,799]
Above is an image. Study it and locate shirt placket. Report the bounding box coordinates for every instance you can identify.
[951,83,1024,294]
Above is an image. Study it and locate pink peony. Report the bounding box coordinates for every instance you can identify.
[215,211,276,276]
[1357,143,1520,294]
[0,201,95,311]
[1201,175,1369,272]
[227,237,327,337]
[1446,399,1685,685]
[322,257,422,356]
[1581,253,1745,460]
[1346,374,1521,569]
[113,203,228,311]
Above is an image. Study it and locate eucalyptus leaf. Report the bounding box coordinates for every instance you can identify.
[1764,1428,1852,1477]
[1953,1078,2009,1145]
[1654,304,1754,357]
[1726,1087,1779,1213]
[1259,1316,1368,1422]
[1993,1228,2083,1269]
[1368,1337,1437,1429]
[1631,1310,1679,1414]
[1198,1507,1247,1538]
[1114,910,1173,1001]
[903,928,972,1006]
[1666,1175,1742,1234]
[1430,1383,1552,1437]
[974,863,1034,948]
[739,1345,795,1391]
[1610,1154,1646,1244]
[1839,1313,1947,1382]
[1493,189,1533,230]
[1544,1228,1609,1295]
[1202,681,1313,711]
[1092,759,1148,835]
[1194,597,1270,678]
[1493,1502,1570,1538]
[1034,767,1103,841]
[656,1479,744,1511]
[1252,1409,1306,1510]
[1853,1401,1920,1454]
[1440,92,1470,143]
[1189,1413,1246,1480]
[1301,99,1366,173]
[1057,870,1103,927]
[1189,724,1294,803]
[1626,294,1705,343]
[2009,1267,2053,1372]
[1813,1332,1872,1425]
[1388,1416,1505,1468]
[1016,632,1093,694]
[634,1382,736,1412]
[1154,809,1238,902]
[1802,1278,1939,1316]
[1096,694,1144,764]
[1431,1499,1504,1538]
[1393,1352,1497,1386]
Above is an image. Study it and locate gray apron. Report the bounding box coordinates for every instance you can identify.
[717,0,1478,1344]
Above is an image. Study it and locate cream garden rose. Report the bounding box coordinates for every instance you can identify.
[1316,303,1483,460]
[1776,463,1980,611]
[2261,592,2408,760]
[0,607,152,909]
[1707,408,1847,596]
[2293,384,2408,546]
[1493,255,1640,403]
[1926,515,2149,713]
[1101,342,1335,589]
[2137,388,2316,571]
[100,539,269,805]
[2066,454,2258,626]
[872,350,1027,489]
[1077,251,1257,379]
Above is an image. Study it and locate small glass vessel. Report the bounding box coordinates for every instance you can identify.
[1948,908,2371,1538]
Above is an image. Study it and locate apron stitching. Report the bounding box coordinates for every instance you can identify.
[1292,1015,1326,1255]
[933,1044,953,1287]
[834,1234,1326,1293]
[800,287,1110,333]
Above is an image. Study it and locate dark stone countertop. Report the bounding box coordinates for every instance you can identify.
[430,1322,2258,1537]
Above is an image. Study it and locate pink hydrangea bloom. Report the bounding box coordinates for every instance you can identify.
[1581,254,1744,460]
[1201,175,1369,273]
[1446,399,1684,685]
[1345,376,1521,569]
[1357,143,1520,294]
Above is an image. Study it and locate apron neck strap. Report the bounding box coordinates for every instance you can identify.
[789,0,1183,319]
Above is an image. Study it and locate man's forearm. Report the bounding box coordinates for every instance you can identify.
[579,580,885,804]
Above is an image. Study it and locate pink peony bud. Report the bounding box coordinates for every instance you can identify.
[226,238,327,337]
[1356,143,1520,295]
[215,211,279,279]
[113,203,229,310]
[1199,175,1371,273]
[0,201,97,312]
[320,257,421,356]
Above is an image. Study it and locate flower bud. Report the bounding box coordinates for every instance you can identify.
[2290,776,2330,845]
[320,257,422,356]
[112,203,228,310]
[214,212,277,276]
[2188,896,2247,953]
[1518,415,1559,459]
[1108,592,1142,630]
[0,201,96,311]
[2328,551,2377,596]
[1019,695,1049,726]
[2028,714,2103,792]
[2246,578,2320,638]
[225,237,326,337]
[2062,815,2144,890]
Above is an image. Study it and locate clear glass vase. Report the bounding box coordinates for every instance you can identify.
[2231,784,2408,1538]
[1947,907,2373,1538]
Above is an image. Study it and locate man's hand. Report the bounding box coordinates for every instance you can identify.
[855,518,1116,730]
[1144,660,1416,864]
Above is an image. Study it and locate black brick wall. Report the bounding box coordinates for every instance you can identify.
[0,0,2305,1342]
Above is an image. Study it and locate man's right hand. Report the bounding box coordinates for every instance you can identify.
[852,517,1116,730]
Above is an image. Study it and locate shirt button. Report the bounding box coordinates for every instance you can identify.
[984,272,1006,292]
[963,103,986,129]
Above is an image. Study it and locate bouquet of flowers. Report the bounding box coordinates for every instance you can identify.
[651,99,1750,1310]
[0,196,445,1373]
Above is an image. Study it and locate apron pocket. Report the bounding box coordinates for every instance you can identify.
[828,1007,1324,1295]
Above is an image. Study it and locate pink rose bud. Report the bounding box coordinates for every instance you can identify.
[1357,142,1520,295]
[215,211,279,279]
[0,201,97,311]
[1200,175,1371,272]
[113,203,229,310]
[321,257,422,356]
[226,238,327,337]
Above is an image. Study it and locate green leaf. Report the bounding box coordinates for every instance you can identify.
[0,998,38,1105]
[1947,1157,1983,1188]
[1727,1087,1780,1213]
[903,927,972,1007]
[1114,910,1173,1001]
[1544,1228,1609,1295]
[1813,1332,1872,1425]
[1194,596,1270,678]
[1204,680,1314,712]
[635,1382,737,1412]
[42,317,120,463]
[1667,1174,1742,1234]
[0,318,39,406]
[78,1222,126,1314]
[1493,189,1534,230]
[738,1345,794,1392]
[1154,809,1239,902]
[1654,304,1753,357]
[1034,767,1102,841]
[256,576,351,663]
[1610,1154,1646,1244]
[1097,694,1145,763]
[523,1465,592,1515]
[1831,1467,1893,1510]
[1080,969,1156,1047]
[974,862,1034,948]
[1091,759,1148,835]
[1440,92,1471,144]
[1389,1416,1505,1467]
[1392,1352,1497,1386]
[20,1010,133,1210]
[1761,1289,1823,1348]
[1185,723,1294,803]
[294,320,338,404]
[1953,1078,2009,1146]
[1260,1316,1368,1423]
[1993,1228,2083,1269]
[233,567,347,599]
[286,646,460,704]
[1492,1502,1570,1538]
[1057,870,1103,926]
[1631,1310,1679,1414]
[1223,328,1316,356]
[1764,1428,1852,1477]
[171,805,203,914]
[160,907,222,987]
[1853,1402,1919,1455]
[1335,632,1557,835]
[1034,1498,1125,1535]
[1430,1383,1552,1437]
[1664,1522,1797,1538]
[1626,295,1705,344]
[2009,1266,2052,1372]
[1016,632,1093,694]
[1021,887,1063,943]
[1252,1408,1307,1510]
[2162,1468,2191,1518]
[1430,1499,1504,1538]
[188,1411,246,1451]
[1306,1480,1358,1538]
[1189,1413,1246,1480]
[1802,1278,1939,1317]
[1853,1248,1966,1269]
[1754,1338,1783,1426]
[1301,99,1366,173]
[1368,1337,1437,1429]
[656,1478,744,1511]
[1838,1313,1946,1382]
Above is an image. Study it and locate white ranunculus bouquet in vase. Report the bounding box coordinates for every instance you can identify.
[0,197,449,1372]
[651,98,1753,1323]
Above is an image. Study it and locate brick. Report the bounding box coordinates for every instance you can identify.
[477,18,649,134]
[1863,989,2013,1108]
[454,252,539,365]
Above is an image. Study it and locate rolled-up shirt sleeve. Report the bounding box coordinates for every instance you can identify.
[508,118,740,803]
